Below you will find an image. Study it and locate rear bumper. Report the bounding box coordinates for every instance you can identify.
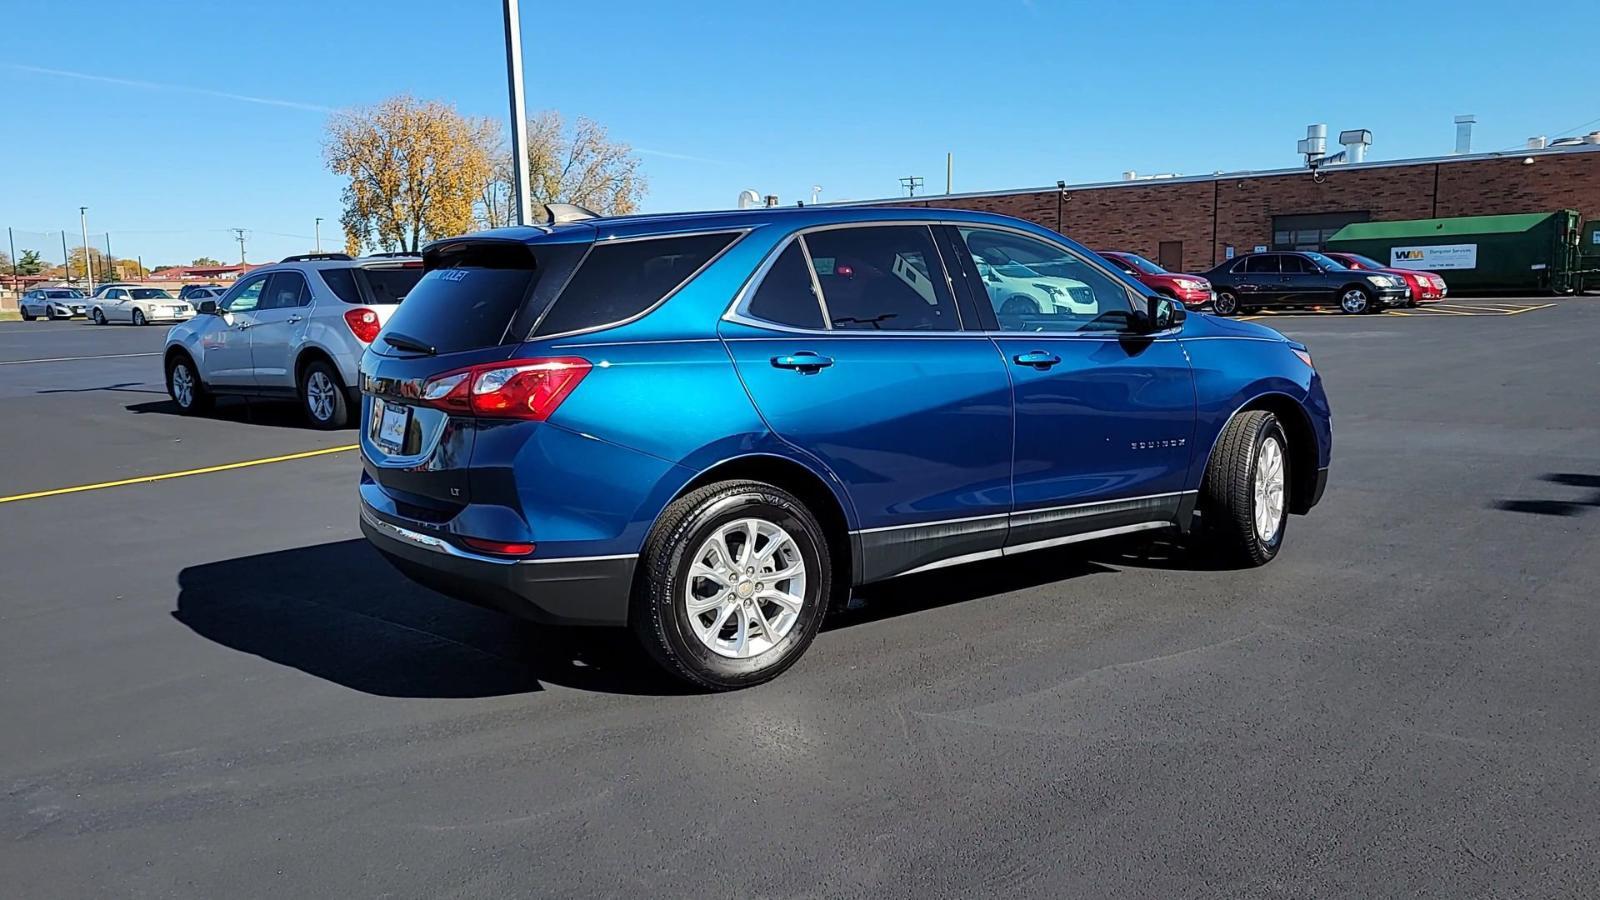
[359,503,635,626]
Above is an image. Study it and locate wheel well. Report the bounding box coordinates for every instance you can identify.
[672,455,854,594]
[1234,394,1320,514]
[1154,287,1177,298]
[294,347,340,389]
[163,345,194,372]
[1340,282,1372,296]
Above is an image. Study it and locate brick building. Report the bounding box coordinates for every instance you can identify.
[860,144,1600,274]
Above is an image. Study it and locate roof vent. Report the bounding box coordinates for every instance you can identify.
[1454,114,1476,154]
[1527,135,1548,150]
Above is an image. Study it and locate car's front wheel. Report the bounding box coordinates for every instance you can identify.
[633,480,831,690]
[1213,290,1240,316]
[1199,410,1289,567]
[166,353,213,415]
[131,308,147,326]
[1339,287,1372,314]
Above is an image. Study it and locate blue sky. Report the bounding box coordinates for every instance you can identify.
[4,0,1596,266]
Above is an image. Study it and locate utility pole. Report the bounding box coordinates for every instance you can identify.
[105,233,115,281]
[314,218,322,252]
[231,228,247,265]
[899,176,924,198]
[137,255,144,279]
[79,207,94,293]
[946,153,953,194]
[61,231,71,284]
[7,227,16,291]
[502,0,534,226]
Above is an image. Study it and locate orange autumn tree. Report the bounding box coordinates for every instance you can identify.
[324,94,496,253]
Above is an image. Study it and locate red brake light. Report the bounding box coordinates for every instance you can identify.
[344,307,381,343]
[460,537,536,557]
[418,357,591,420]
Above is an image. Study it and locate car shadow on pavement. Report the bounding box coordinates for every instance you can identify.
[1493,473,1600,517]
[38,381,167,396]
[172,539,692,699]
[127,397,341,429]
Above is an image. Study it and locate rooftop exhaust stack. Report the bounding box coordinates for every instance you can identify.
[1297,124,1328,165]
[1454,115,1476,154]
[1338,129,1373,164]
[1123,170,1137,181]
[1527,136,1548,150]
[1588,132,1600,145]
[737,189,761,209]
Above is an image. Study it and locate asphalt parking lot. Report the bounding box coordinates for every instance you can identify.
[3,299,1598,898]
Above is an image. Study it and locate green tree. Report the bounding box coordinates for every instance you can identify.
[191,256,222,267]
[18,250,44,275]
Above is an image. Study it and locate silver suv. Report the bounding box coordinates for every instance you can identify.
[162,253,423,428]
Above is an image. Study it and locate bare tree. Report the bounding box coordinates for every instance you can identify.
[476,111,646,228]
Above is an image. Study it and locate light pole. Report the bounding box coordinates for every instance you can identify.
[79,206,94,293]
[314,218,322,253]
[503,0,534,226]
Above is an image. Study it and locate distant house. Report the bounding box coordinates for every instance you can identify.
[147,263,265,282]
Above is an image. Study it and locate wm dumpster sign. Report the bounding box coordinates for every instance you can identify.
[1391,244,1478,270]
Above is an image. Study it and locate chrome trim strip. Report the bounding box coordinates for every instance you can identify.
[526,552,639,565]
[360,506,637,568]
[849,491,1196,536]
[1002,521,1173,555]
[898,548,1004,577]
[852,511,1010,535]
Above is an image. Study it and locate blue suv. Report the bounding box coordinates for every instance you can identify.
[358,206,1332,689]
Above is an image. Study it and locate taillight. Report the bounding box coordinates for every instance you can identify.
[344,307,381,343]
[418,358,591,420]
[460,537,536,557]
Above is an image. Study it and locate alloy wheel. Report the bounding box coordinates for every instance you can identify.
[306,371,337,422]
[1214,292,1238,315]
[171,363,195,408]
[1340,289,1369,314]
[684,517,807,659]
[1253,436,1286,543]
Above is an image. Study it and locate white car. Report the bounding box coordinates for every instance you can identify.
[18,287,89,320]
[89,285,195,325]
[975,260,1098,316]
[162,253,423,428]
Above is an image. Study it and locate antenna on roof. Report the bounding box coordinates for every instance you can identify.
[543,203,600,225]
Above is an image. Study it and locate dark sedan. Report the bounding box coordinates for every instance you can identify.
[1203,251,1410,315]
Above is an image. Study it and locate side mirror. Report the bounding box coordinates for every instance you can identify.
[198,300,218,315]
[1141,295,1186,332]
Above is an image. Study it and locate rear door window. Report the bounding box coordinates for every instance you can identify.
[534,232,737,337]
[746,243,825,329]
[802,226,959,331]
[260,272,309,309]
[1244,255,1280,274]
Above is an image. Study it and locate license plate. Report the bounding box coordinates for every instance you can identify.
[375,400,409,451]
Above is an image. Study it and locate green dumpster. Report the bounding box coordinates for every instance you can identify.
[1582,219,1600,292]
[1326,210,1583,294]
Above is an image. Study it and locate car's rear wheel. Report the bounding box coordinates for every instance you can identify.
[1213,290,1240,316]
[166,353,213,415]
[20,305,36,321]
[300,360,350,429]
[1339,287,1371,314]
[1198,410,1288,568]
[131,309,147,326]
[633,480,831,691]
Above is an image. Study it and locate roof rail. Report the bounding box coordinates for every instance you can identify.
[281,252,354,263]
[364,251,421,258]
[544,203,601,225]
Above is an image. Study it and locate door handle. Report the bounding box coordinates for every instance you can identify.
[1012,350,1061,370]
[771,352,833,373]
[235,322,253,330]
[286,315,302,324]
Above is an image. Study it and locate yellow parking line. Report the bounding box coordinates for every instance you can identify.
[0,445,358,505]
[1502,303,1556,316]
[1388,310,1412,316]
[1414,306,1476,315]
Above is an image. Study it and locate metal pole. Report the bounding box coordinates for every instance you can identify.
[62,231,71,283]
[503,0,534,226]
[138,255,144,278]
[946,153,952,194]
[7,227,16,291]
[314,218,322,252]
[80,207,93,293]
[105,232,114,281]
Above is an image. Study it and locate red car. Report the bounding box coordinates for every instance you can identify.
[1323,252,1447,305]
[1097,251,1214,308]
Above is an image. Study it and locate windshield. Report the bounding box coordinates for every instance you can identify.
[46,289,84,299]
[1303,252,1346,270]
[131,289,176,300]
[1117,253,1166,275]
[1337,253,1384,270]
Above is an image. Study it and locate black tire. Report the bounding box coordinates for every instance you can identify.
[299,359,350,429]
[92,308,106,325]
[632,480,831,691]
[166,353,213,415]
[132,309,147,326]
[1338,286,1372,314]
[1198,410,1289,568]
[1213,290,1240,316]
[20,306,36,321]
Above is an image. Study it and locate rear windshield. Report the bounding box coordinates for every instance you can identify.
[46,290,83,298]
[318,265,423,305]
[532,232,737,337]
[376,242,573,355]
[131,289,174,300]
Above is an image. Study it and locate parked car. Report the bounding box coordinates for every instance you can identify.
[355,207,1333,690]
[178,283,225,302]
[1096,250,1214,309]
[18,287,88,320]
[162,253,424,427]
[1321,252,1446,305]
[89,285,195,325]
[1203,251,1410,315]
[963,230,1099,315]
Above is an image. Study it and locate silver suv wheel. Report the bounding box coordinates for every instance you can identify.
[684,517,807,659]
[306,370,337,422]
